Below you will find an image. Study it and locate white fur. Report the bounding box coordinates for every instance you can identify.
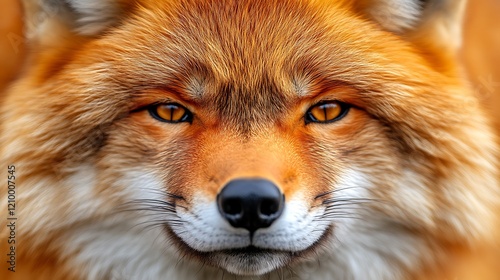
[396,169,435,226]
[174,196,251,251]
[253,196,327,251]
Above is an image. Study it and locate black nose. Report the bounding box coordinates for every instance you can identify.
[217,179,285,233]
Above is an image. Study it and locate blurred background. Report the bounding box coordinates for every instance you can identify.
[1,0,499,133]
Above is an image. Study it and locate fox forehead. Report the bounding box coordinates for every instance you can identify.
[66,0,434,132]
[77,0,342,126]
[104,0,353,87]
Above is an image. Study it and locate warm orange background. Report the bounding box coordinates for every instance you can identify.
[0,0,23,92]
[1,0,499,133]
[462,0,500,133]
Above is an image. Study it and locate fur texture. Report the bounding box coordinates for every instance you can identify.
[1,0,499,279]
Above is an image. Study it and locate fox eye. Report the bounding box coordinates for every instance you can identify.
[305,101,349,124]
[148,103,193,123]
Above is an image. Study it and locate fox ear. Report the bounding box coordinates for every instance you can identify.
[64,0,124,35]
[22,0,128,41]
[355,0,467,50]
[354,0,424,32]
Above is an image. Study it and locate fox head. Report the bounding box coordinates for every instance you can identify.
[1,0,498,279]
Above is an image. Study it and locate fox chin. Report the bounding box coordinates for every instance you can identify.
[1,0,499,279]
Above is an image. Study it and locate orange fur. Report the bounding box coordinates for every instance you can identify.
[0,0,499,279]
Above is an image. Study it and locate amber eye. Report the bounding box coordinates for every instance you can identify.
[305,101,349,124]
[148,103,193,123]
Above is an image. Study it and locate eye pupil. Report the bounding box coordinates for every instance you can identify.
[149,103,192,123]
[306,101,348,124]
[166,106,173,120]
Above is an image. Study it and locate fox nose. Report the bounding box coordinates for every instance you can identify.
[217,179,285,233]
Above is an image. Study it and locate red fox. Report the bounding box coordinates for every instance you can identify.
[1,0,499,279]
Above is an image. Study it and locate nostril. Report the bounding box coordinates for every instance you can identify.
[259,198,281,216]
[222,198,242,215]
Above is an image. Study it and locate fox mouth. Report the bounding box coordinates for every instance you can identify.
[162,180,336,275]
[221,245,277,255]
[166,225,332,275]
[168,232,300,275]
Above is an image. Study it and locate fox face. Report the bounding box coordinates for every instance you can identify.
[0,0,498,279]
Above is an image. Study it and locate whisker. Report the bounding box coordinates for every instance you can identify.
[314,186,369,200]
[321,215,368,222]
[323,198,381,204]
